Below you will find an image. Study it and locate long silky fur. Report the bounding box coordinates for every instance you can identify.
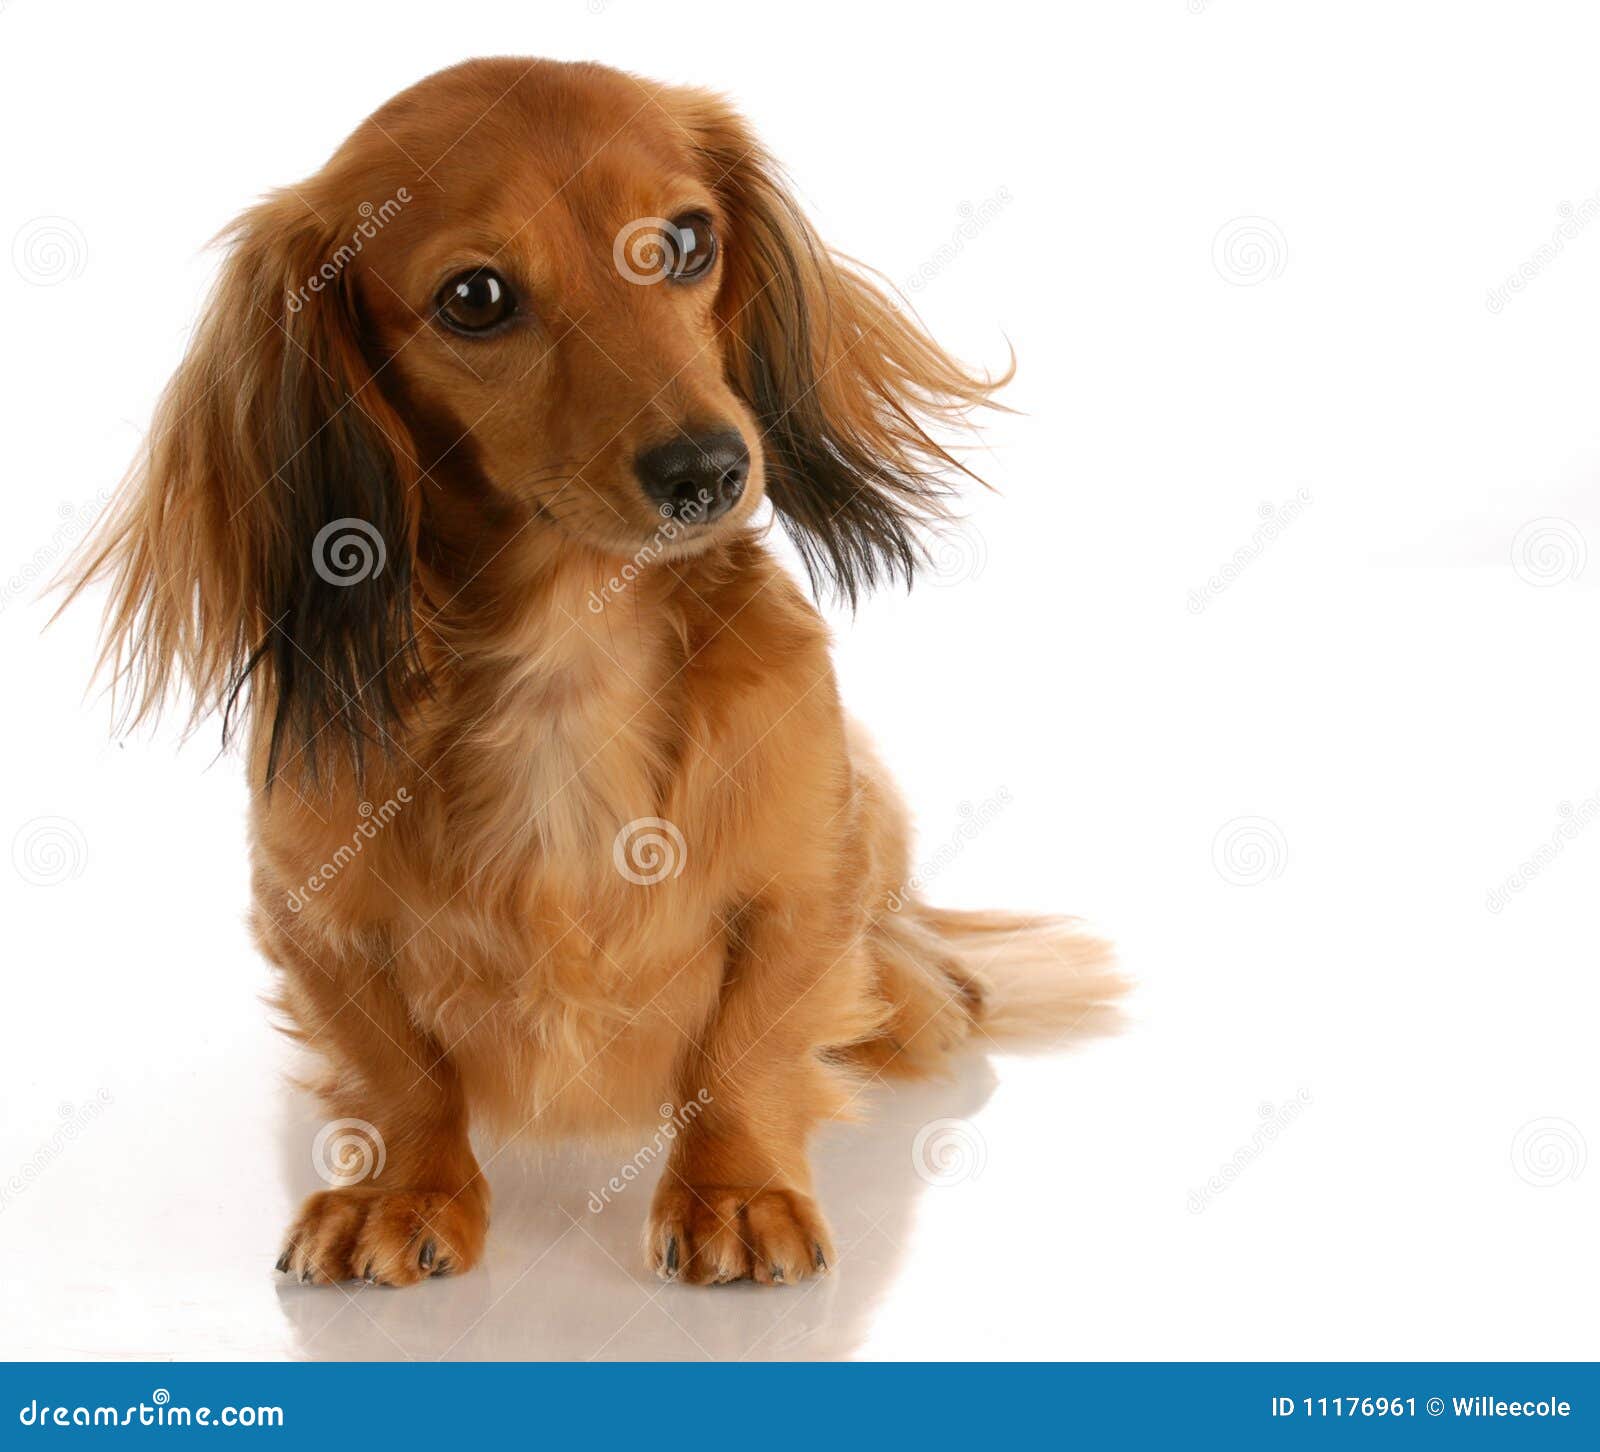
[58,57,1120,1290]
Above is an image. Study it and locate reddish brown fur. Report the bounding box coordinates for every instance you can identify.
[64,59,1122,1288]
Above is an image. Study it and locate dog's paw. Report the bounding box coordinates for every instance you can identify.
[276,1187,486,1287]
[646,1182,834,1286]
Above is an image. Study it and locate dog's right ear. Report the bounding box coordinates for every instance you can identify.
[61,190,425,789]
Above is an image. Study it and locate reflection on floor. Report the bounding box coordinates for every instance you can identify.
[271,1056,1004,1361]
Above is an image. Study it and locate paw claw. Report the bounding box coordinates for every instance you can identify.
[274,1250,291,1274]
[647,1185,831,1287]
[278,1187,485,1289]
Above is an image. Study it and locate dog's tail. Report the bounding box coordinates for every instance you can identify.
[850,901,1126,1079]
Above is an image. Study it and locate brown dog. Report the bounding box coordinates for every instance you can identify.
[67,58,1120,1287]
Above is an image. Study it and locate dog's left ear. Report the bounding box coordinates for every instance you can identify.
[663,89,1011,606]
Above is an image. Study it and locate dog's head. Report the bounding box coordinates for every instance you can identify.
[72,59,1005,784]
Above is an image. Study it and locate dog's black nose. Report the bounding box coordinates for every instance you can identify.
[634,430,749,524]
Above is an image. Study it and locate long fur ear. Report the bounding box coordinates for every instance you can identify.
[60,192,424,788]
[668,89,1011,606]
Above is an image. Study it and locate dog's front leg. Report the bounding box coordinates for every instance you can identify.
[270,932,489,1287]
[645,895,868,1286]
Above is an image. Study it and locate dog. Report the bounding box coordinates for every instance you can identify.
[66,58,1121,1287]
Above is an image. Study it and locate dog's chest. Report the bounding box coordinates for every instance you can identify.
[408,654,715,1136]
[439,641,667,872]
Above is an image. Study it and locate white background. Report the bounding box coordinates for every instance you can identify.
[1,0,1596,1360]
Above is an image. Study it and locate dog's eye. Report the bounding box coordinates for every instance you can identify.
[436,268,516,333]
[668,213,717,282]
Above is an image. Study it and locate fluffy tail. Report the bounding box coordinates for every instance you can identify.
[850,902,1126,1078]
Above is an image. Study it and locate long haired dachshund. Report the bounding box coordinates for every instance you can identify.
[66,58,1120,1287]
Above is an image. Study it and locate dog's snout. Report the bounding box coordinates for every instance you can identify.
[633,430,749,524]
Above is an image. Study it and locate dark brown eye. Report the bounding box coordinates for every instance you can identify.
[668,212,717,282]
[436,268,515,333]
